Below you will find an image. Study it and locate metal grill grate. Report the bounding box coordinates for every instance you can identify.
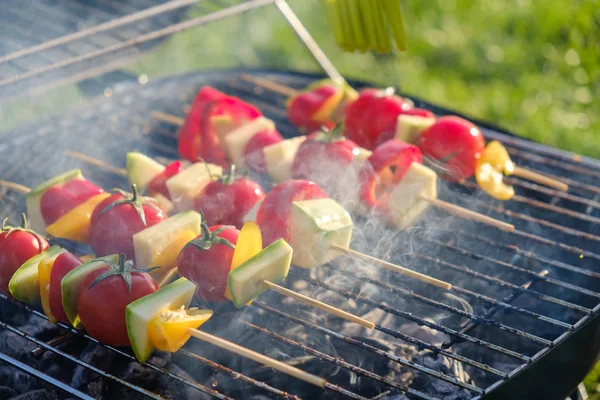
[0,70,599,399]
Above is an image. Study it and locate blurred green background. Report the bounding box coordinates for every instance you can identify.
[1,0,599,395]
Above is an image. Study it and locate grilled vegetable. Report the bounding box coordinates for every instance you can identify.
[243,128,284,175]
[475,141,516,200]
[39,251,82,323]
[77,254,158,346]
[90,185,167,260]
[61,254,120,329]
[289,198,353,269]
[225,221,263,302]
[126,152,166,192]
[9,246,65,303]
[227,239,293,308]
[288,84,344,132]
[148,161,184,199]
[224,117,276,169]
[126,277,211,363]
[26,169,103,232]
[256,180,328,246]
[395,113,436,143]
[132,211,202,283]
[177,222,239,303]
[165,162,223,211]
[0,215,49,294]
[263,136,307,183]
[45,193,110,244]
[291,128,358,192]
[359,139,422,211]
[416,116,486,181]
[193,165,265,229]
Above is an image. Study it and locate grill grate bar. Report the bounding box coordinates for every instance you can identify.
[416,253,585,319]
[511,228,600,264]
[316,266,552,346]
[506,147,600,180]
[0,321,164,400]
[0,352,94,400]
[510,179,600,210]
[456,230,600,279]
[0,0,275,88]
[441,270,549,350]
[222,314,423,396]
[431,239,600,299]
[0,0,200,64]
[0,293,233,400]
[253,302,472,398]
[179,349,302,400]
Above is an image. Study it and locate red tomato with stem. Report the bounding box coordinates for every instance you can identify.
[49,252,83,323]
[0,214,49,294]
[147,161,183,199]
[193,165,265,229]
[291,128,358,192]
[177,223,239,303]
[256,180,328,246]
[90,185,167,260]
[40,179,104,225]
[416,116,486,181]
[77,255,158,346]
[359,140,422,212]
[344,87,413,150]
[243,129,283,174]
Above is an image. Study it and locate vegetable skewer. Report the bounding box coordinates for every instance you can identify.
[238,75,568,197]
[0,178,378,329]
[150,111,515,232]
[59,153,455,290]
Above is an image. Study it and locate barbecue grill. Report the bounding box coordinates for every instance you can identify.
[0,1,598,399]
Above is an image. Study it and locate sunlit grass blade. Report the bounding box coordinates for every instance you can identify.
[323,0,345,48]
[374,0,392,53]
[347,0,367,52]
[360,0,379,50]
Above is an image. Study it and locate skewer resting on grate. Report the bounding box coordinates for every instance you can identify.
[149,110,514,232]
[238,73,568,192]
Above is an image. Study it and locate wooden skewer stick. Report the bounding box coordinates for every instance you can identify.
[512,166,568,191]
[419,196,515,232]
[240,73,300,97]
[262,280,375,329]
[64,151,127,177]
[0,180,31,194]
[188,328,327,387]
[332,244,452,290]
[152,111,184,126]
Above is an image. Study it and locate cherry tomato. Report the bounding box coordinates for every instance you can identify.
[359,140,422,212]
[256,180,328,246]
[49,252,83,323]
[178,89,262,166]
[0,216,49,294]
[193,166,265,229]
[416,116,486,181]
[344,88,413,150]
[77,256,158,346]
[291,130,358,191]
[177,224,239,303]
[40,179,104,225]
[90,185,167,260]
[148,161,183,199]
[288,85,341,133]
[243,129,283,175]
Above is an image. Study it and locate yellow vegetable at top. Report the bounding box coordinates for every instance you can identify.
[475,141,516,201]
[225,221,263,301]
[38,257,56,323]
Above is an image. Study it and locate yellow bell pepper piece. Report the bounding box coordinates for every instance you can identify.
[475,140,516,200]
[149,230,197,284]
[225,221,263,301]
[45,193,110,244]
[38,257,57,323]
[312,90,345,123]
[148,307,212,353]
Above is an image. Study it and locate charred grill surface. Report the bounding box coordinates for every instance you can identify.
[0,70,599,400]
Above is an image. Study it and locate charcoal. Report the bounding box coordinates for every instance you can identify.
[0,367,40,394]
[0,387,16,400]
[9,390,58,400]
